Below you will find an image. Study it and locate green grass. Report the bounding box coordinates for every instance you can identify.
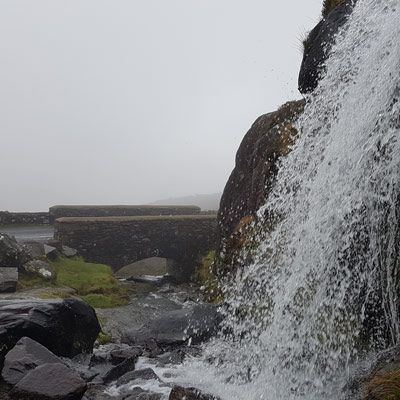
[18,257,128,309]
[81,293,127,308]
[52,257,119,294]
[97,331,113,345]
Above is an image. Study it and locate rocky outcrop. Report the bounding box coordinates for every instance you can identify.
[217,100,305,275]
[0,298,100,367]
[298,0,355,93]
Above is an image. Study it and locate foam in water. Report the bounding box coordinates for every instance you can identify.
[168,1,400,399]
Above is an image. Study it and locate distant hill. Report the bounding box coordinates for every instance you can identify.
[151,193,221,211]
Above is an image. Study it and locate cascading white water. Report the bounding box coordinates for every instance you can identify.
[168,1,400,399]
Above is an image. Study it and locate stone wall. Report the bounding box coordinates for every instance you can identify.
[54,215,217,282]
[49,205,201,223]
[0,212,50,226]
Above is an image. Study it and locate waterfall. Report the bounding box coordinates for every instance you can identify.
[172,1,400,399]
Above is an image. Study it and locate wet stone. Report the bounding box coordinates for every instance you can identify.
[169,386,221,400]
[117,368,161,386]
[2,337,63,385]
[10,363,87,400]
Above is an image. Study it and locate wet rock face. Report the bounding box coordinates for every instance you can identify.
[0,298,101,368]
[298,0,356,93]
[9,362,87,400]
[2,337,63,385]
[0,268,18,293]
[169,386,221,400]
[121,304,222,347]
[0,233,31,268]
[217,100,305,274]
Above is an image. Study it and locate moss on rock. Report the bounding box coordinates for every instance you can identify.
[18,257,128,309]
[195,251,223,303]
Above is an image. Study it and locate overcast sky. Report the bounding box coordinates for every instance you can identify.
[0,1,322,211]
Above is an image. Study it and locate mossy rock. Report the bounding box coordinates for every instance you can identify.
[195,251,223,304]
[18,257,128,309]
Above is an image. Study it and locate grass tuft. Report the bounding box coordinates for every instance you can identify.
[97,331,113,345]
[81,293,127,308]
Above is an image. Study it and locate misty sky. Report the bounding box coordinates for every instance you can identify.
[0,1,322,211]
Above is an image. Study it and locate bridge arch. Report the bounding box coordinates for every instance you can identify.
[54,215,217,282]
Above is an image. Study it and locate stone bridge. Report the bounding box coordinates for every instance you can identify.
[54,215,217,282]
[49,205,201,223]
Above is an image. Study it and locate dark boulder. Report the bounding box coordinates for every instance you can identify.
[128,393,162,400]
[10,362,87,400]
[123,388,162,400]
[217,101,305,275]
[169,386,220,400]
[101,355,138,384]
[2,337,63,385]
[110,346,143,366]
[117,368,161,386]
[0,298,101,368]
[298,0,356,93]
[44,244,60,261]
[122,304,222,347]
[0,233,31,268]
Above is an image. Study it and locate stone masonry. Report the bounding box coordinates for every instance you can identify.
[54,215,217,282]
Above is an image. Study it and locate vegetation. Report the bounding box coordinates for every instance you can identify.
[97,331,113,345]
[195,251,223,303]
[96,316,113,345]
[322,0,346,18]
[366,370,400,400]
[18,257,128,309]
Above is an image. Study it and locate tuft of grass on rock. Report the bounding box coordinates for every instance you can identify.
[18,274,54,290]
[97,331,113,345]
[81,293,127,309]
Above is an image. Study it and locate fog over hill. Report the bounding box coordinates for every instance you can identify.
[151,193,221,211]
